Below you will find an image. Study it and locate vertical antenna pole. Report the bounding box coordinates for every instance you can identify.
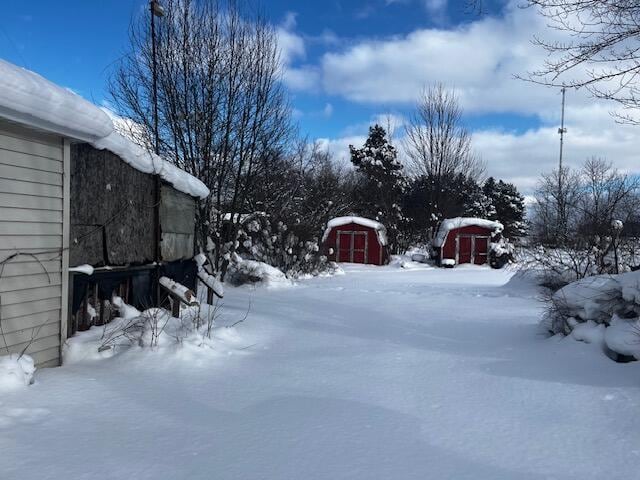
[557,86,567,242]
[558,86,566,174]
[151,1,159,155]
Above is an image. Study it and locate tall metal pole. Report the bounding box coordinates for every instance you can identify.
[558,86,566,175]
[557,86,567,242]
[150,1,159,155]
[150,1,163,303]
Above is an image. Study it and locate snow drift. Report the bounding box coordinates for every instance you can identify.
[0,354,36,392]
[548,270,640,358]
[226,255,292,287]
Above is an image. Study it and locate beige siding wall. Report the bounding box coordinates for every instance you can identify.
[0,120,64,367]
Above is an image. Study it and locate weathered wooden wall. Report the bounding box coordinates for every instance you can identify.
[70,144,155,267]
[160,183,196,261]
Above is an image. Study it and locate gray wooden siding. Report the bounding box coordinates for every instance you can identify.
[0,120,64,367]
[69,143,155,266]
[160,184,196,262]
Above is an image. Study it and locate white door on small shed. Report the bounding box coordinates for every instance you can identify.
[0,120,65,367]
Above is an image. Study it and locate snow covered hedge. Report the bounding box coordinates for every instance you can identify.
[231,215,336,280]
[544,270,640,359]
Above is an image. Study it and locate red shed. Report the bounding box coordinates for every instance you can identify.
[433,217,503,266]
[322,216,389,265]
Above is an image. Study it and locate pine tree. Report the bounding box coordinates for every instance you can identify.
[350,125,408,251]
[482,177,527,237]
[482,177,499,220]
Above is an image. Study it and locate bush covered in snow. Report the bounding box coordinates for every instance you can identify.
[489,239,515,269]
[231,214,336,279]
[543,270,640,359]
[225,255,292,288]
[64,295,230,362]
[0,354,36,391]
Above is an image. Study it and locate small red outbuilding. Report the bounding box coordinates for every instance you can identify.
[322,216,389,265]
[433,217,503,266]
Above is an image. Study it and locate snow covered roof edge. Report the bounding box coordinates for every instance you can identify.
[433,217,503,247]
[0,59,209,199]
[322,216,388,246]
[92,132,209,199]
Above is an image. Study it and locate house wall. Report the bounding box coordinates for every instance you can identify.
[69,143,155,267]
[159,183,196,262]
[0,119,67,367]
[324,222,387,265]
[67,144,198,333]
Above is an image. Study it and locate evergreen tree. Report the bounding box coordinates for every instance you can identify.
[403,173,493,245]
[482,177,499,220]
[350,125,408,251]
[482,177,527,237]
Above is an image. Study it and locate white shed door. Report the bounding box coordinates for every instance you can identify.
[0,121,64,367]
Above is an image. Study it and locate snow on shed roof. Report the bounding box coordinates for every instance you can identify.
[322,216,388,246]
[433,217,503,247]
[93,132,209,199]
[0,59,113,141]
[0,59,209,199]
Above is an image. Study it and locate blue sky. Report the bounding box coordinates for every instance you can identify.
[0,0,526,138]
[1,1,638,193]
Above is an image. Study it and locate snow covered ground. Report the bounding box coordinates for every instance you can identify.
[2,264,640,480]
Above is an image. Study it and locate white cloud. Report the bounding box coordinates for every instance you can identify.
[474,104,640,194]
[424,0,448,22]
[282,11,298,30]
[425,0,447,12]
[282,65,321,92]
[276,12,305,66]
[319,3,555,115]
[286,1,592,120]
[316,135,365,167]
[323,103,334,117]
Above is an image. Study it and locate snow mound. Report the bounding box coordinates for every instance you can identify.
[0,354,36,392]
[552,271,640,325]
[64,299,246,364]
[322,216,388,246]
[550,270,640,358]
[227,258,292,288]
[433,217,503,247]
[604,316,640,358]
[570,320,606,346]
[0,59,209,199]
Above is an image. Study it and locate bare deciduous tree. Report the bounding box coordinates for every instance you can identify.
[531,166,583,246]
[529,158,640,284]
[405,84,483,180]
[109,0,293,276]
[525,0,640,123]
[403,84,485,229]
